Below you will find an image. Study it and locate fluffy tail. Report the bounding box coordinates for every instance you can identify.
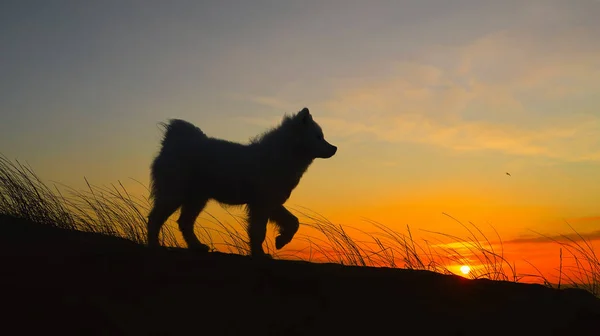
[149,119,206,201]
[159,119,207,149]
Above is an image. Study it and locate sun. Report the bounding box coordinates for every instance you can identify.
[460,265,471,275]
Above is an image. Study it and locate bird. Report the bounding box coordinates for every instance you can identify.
[506,172,511,177]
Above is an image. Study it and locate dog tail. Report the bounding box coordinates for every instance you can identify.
[149,119,206,201]
[158,119,207,149]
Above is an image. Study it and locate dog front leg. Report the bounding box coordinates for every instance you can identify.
[270,204,300,250]
[247,205,270,258]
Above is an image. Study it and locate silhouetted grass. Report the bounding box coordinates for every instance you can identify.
[0,154,598,297]
[0,155,75,229]
[0,154,179,246]
[525,227,599,295]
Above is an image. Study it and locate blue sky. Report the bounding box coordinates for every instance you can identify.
[2,0,600,239]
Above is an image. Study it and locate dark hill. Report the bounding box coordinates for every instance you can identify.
[1,214,598,335]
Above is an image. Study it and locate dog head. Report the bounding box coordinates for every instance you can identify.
[292,107,337,159]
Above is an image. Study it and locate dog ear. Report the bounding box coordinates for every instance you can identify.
[298,107,312,124]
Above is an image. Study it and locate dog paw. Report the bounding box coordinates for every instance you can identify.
[251,250,273,260]
[275,234,292,250]
[190,243,210,253]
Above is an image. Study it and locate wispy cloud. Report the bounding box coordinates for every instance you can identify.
[504,230,600,245]
[505,214,600,244]
[239,13,600,162]
[230,115,283,128]
[229,94,302,113]
[569,216,600,223]
[315,114,600,162]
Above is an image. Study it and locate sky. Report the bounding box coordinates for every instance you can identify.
[1,0,599,277]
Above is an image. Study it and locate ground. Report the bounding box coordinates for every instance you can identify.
[1,214,599,335]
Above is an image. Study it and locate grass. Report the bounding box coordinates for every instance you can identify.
[1,153,598,297]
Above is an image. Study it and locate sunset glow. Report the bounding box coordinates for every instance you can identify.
[1,1,599,286]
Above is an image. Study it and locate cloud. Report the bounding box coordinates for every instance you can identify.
[570,216,600,223]
[233,2,600,162]
[504,230,600,245]
[230,115,283,130]
[233,94,301,113]
[315,113,600,161]
[503,214,600,244]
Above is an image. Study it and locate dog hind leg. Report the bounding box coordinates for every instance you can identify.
[178,198,210,252]
[147,198,181,248]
